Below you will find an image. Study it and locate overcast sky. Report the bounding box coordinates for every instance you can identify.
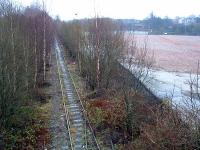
[15,0,200,20]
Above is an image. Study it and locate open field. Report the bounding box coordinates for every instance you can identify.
[125,34,200,106]
[133,35,200,73]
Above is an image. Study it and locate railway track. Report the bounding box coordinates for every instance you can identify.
[55,39,100,150]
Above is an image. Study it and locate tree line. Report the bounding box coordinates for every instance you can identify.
[115,13,200,35]
[0,1,54,148]
[143,13,200,35]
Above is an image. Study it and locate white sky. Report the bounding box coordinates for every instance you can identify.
[15,0,200,20]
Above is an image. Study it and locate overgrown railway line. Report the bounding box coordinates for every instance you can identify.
[55,39,100,150]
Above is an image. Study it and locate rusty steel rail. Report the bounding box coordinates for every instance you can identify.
[58,40,101,150]
[55,46,74,150]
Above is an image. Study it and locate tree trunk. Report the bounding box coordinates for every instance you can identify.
[43,3,46,81]
[11,15,16,93]
[95,18,100,88]
[23,40,28,91]
[34,27,38,87]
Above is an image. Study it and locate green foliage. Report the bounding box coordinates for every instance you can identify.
[5,126,36,149]
[1,102,51,149]
[2,106,35,149]
[7,106,36,128]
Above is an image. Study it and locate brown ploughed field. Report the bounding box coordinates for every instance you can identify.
[133,35,200,73]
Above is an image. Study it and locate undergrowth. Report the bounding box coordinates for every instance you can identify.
[1,96,51,150]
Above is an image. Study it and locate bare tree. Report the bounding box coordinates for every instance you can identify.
[123,34,155,86]
[42,1,46,81]
[85,18,126,89]
[139,104,193,149]
[9,2,16,93]
[34,21,38,87]
[181,60,200,148]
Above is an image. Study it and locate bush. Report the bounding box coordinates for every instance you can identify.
[7,106,36,129]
